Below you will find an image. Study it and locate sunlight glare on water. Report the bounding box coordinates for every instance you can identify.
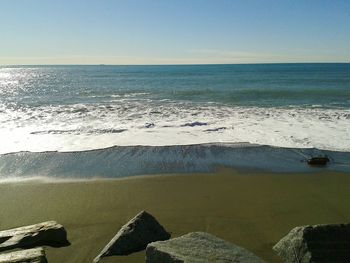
[0,64,349,154]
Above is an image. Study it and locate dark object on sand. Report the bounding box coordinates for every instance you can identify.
[146,232,265,263]
[273,223,350,263]
[0,221,70,252]
[0,247,47,263]
[94,210,170,262]
[307,156,329,166]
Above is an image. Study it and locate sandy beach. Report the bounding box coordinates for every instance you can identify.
[2,1,350,262]
[0,168,349,263]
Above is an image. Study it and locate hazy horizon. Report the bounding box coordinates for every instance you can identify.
[1,0,350,65]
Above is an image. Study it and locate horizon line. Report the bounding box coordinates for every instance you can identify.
[1,62,350,67]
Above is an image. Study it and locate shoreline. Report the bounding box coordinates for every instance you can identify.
[1,169,349,263]
[1,143,350,181]
[0,165,349,184]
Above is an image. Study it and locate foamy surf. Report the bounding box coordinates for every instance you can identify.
[1,64,350,154]
[1,104,349,154]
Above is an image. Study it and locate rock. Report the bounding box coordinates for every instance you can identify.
[94,210,170,262]
[146,232,265,263]
[307,156,330,166]
[273,223,350,263]
[0,247,47,263]
[0,221,70,252]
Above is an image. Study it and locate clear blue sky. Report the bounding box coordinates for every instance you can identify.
[1,0,350,64]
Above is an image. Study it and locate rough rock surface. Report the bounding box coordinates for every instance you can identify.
[0,221,70,252]
[273,223,350,263]
[94,210,170,262]
[146,232,264,263]
[0,247,47,263]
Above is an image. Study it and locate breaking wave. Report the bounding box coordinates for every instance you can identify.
[1,102,350,154]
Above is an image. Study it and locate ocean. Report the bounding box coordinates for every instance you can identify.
[1,63,350,178]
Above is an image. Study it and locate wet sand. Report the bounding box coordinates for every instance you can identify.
[0,169,349,263]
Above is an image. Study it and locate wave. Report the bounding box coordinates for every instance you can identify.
[0,143,349,181]
[1,103,350,153]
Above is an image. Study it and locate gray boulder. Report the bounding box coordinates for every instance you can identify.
[146,232,264,263]
[273,223,350,263]
[94,210,170,262]
[0,221,70,252]
[0,247,47,263]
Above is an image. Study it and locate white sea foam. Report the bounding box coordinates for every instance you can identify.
[0,101,349,154]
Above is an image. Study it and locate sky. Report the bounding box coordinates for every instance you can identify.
[1,0,350,65]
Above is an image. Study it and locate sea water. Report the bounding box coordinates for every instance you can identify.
[1,64,350,177]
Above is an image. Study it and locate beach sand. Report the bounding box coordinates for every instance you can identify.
[0,168,349,263]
